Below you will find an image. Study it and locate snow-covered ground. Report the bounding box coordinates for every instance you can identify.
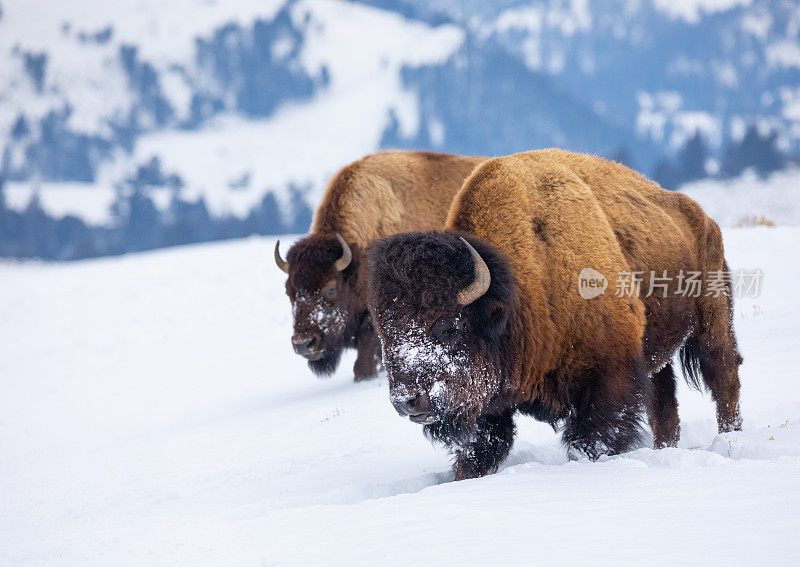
[1,227,799,565]
[681,168,800,227]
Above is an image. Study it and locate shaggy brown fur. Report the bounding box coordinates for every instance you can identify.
[366,149,742,479]
[281,151,485,380]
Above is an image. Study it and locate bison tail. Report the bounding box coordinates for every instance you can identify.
[679,335,704,391]
[680,258,737,393]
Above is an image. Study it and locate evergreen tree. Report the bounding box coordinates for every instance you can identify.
[611,147,634,170]
[245,191,284,236]
[115,189,162,252]
[163,195,213,246]
[0,177,23,257]
[722,125,786,178]
[678,132,709,183]
[55,215,95,260]
[652,158,681,190]
[11,114,29,140]
[21,194,57,258]
[287,184,313,234]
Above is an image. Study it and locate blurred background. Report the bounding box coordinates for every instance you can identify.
[0,0,798,260]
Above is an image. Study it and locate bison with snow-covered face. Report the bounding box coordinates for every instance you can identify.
[278,233,362,377]
[367,149,743,480]
[275,151,485,380]
[367,234,512,427]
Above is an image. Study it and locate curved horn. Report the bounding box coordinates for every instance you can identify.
[457,237,491,306]
[274,240,289,274]
[334,233,352,272]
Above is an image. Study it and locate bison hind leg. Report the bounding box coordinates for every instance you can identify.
[680,332,743,433]
[679,260,743,433]
[561,365,647,460]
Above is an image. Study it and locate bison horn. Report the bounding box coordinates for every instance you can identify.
[457,237,491,306]
[334,233,352,272]
[274,240,289,274]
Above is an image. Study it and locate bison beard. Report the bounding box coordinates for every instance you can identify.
[307,345,343,377]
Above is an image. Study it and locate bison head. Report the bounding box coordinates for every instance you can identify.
[275,233,360,376]
[366,231,515,440]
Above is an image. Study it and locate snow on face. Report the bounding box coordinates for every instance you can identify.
[293,289,346,338]
[380,312,498,422]
[394,318,467,374]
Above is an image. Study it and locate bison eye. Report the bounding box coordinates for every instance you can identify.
[432,316,462,344]
[321,280,337,300]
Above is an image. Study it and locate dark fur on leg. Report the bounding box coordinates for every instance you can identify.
[517,398,562,431]
[561,363,646,460]
[680,260,743,432]
[682,333,742,432]
[447,411,516,480]
[353,315,381,381]
[647,364,680,448]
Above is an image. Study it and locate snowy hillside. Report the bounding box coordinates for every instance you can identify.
[0,0,465,219]
[413,0,800,153]
[2,227,799,564]
[2,0,798,248]
[682,168,800,226]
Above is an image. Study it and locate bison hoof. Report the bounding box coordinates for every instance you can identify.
[353,372,377,382]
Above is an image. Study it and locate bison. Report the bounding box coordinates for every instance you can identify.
[275,151,485,380]
[366,149,743,479]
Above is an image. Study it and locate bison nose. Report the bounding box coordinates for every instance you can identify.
[292,334,320,357]
[392,391,432,422]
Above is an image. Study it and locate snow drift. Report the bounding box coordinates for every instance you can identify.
[1,226,798,564]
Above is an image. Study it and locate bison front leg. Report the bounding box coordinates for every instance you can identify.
[453,411,515,480]
[646,363,680,448]
[562,366,646,460]
[353,315,381,382]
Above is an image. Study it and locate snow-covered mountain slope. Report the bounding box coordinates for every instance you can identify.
[413,0,800,153]
[682,168,800,226]
[1,227,798,564]
[4,0,797,234]
[0,0,466,219]
[2,0,465,221]
[0,0,285,136]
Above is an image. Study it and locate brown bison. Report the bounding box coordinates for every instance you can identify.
[275,151,485,380]
[366,149,742,479]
